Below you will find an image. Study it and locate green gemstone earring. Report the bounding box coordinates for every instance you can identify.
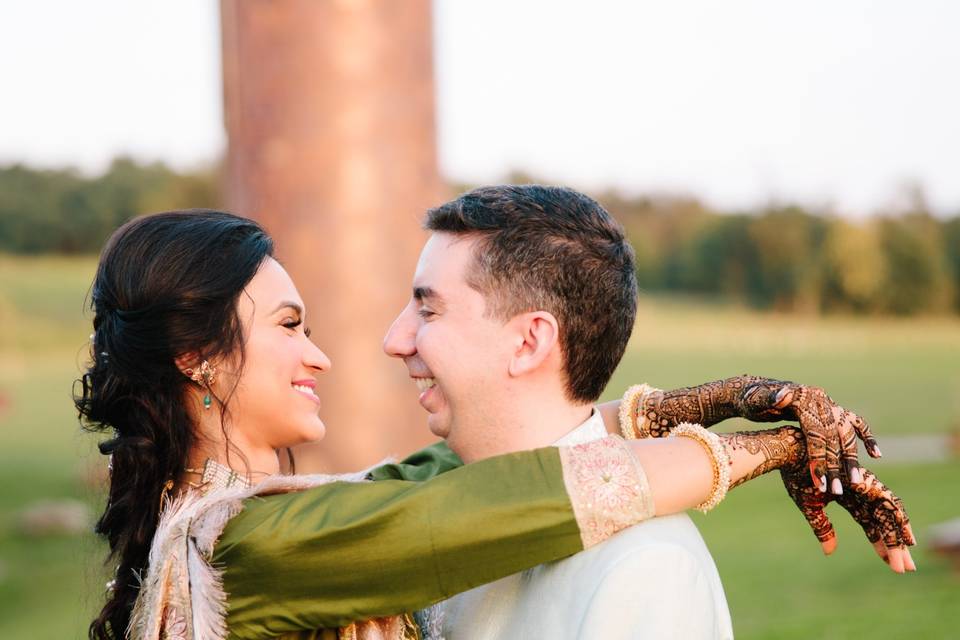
[188,360,218,411]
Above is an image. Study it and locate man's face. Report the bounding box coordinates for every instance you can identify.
[383,233,511,453]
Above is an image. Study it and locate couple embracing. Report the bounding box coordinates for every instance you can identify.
[80,185,914,640]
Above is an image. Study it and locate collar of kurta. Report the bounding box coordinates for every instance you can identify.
[552,408,606,447]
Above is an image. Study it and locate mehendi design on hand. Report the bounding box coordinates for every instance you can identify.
[721,425,804,489]
[639,376,779,436]
[779,459,839,542]
[638,375,881,490]
[787,385,880,492]
[778,450,914,554]
[701,420,913,564]
[835,470,916,548]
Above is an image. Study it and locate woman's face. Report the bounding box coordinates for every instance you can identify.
[224,257,331,449]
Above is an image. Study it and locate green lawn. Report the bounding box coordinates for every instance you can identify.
[1,255,957,638]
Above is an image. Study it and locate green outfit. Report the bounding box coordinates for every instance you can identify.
[213,443,583,639]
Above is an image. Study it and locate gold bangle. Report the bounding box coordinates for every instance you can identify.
[618,383,660,439]
[669,422,731,513]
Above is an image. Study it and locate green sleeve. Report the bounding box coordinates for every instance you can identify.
[213,446,582,639]
[366,441,464,482]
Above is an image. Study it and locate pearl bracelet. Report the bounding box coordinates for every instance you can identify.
[618,383,661,439]
[669,422,731,513]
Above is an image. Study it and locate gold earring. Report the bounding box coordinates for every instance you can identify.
[189,360,217,386]
[187,360,217,410]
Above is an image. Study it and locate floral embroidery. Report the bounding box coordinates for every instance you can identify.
[161,606,188,640]
[559,435,654,548]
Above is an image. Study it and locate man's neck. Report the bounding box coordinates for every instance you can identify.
[458,392,594,461]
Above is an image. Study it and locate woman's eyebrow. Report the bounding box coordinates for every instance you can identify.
[269,300,304,316]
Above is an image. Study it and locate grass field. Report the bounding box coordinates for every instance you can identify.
[1,254,958,638]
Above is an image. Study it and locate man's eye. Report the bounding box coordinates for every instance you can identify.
[417,309,435,319]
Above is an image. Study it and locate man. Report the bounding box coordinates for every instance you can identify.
[383,185,912,638]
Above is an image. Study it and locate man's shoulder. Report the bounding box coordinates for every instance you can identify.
[442,514,733,639]
[514,514,730,638]
[550,512,711,571]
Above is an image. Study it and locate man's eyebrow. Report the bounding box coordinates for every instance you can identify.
[413,286,442,304]
[270,300,304,316]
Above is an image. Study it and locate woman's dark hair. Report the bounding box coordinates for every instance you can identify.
[75,209,274,640]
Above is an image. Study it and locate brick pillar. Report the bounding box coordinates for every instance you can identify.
[221,0,441,471]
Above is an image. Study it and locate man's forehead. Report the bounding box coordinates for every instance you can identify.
[412,233,476,291]
[414,233,475,278]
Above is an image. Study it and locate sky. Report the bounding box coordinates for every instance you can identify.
[2,0,958,216]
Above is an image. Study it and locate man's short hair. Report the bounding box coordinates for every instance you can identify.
[424,185,637,402]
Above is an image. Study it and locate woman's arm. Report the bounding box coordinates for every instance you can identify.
[623,423,800,515]
[213,431,771,637]
[213,427,910,637]
[214,444,614,636]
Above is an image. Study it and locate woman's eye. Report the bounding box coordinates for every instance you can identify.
[283,318,303,330]
[417,309,435,319]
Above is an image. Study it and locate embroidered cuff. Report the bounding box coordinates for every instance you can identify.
[558,435,655,549]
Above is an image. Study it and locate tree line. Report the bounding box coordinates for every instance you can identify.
[600,191,960,315]
[2,158,958,315]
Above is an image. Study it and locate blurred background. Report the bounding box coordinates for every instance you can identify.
[1,1,958,638]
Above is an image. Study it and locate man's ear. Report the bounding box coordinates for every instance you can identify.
[507,311,560,378]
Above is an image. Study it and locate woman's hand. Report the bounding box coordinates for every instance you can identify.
[779,460,916,573]
[622,376,882,493]
[744,382,882,494]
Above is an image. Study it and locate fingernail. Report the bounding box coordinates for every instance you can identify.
[850,467,863,484]
[819,475,827,492]
[831,478,843,495]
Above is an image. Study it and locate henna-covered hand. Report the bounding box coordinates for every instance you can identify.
[639,376,881,493]
[723,425,805,490]
[779,454,916,573]
[717,425,915,572]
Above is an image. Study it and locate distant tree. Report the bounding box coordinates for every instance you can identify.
[746,206,828,312]
[942,215,960,311]
[0,158,222,254]
[666,213,755,300]
[821,219,888,313]
[877,213,954,314]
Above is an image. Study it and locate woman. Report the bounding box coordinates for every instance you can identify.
[77,210,912,640]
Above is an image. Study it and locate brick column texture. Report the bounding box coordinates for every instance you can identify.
[221,0,442,471]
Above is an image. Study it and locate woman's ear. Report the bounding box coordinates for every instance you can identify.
[175,354,200,381]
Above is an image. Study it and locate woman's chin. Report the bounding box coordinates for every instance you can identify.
[299,419,327,444]
[271,416,327,449]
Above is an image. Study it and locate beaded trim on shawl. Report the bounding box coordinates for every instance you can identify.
[557,435,655,549]
[127,462,424,640]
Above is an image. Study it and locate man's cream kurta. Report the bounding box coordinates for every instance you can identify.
[441,411,734,639]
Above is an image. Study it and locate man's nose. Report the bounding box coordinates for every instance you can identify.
[383,303,416,358]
